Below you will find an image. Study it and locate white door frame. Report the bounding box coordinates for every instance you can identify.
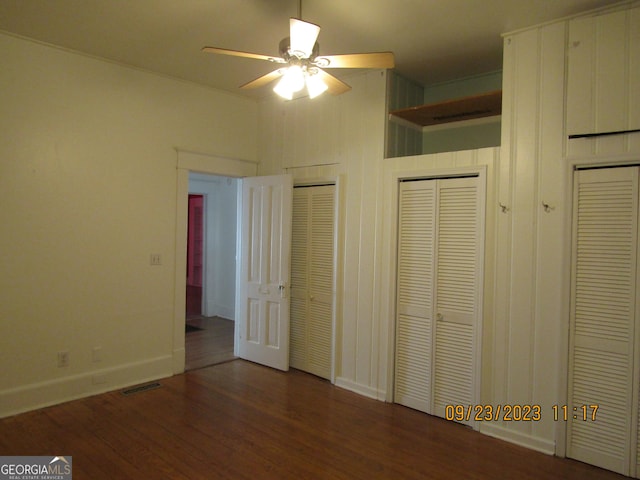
[556,155,640,458]
[172,149,258,374]
[383,165,487,424]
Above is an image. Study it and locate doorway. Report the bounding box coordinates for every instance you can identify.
[186,194,204,317]
[185,173,239,370]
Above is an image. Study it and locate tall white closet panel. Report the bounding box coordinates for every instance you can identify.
[290,185,335,380]
[568,166,640,476]
[566,6,640,137]
[394,181,436,412]
[395,176,481,426]
[433,178,479,418]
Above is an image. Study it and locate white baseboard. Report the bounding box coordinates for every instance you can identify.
[335,377,386,401]
[173,347,185,374]
[205,302,234,321]
[0,355,173,418]
[480,423,556,455]
[332,379,556,457]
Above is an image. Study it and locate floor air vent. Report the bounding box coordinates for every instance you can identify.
[121,382,161,396]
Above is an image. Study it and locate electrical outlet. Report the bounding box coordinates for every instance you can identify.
[92,346,102,363]
[150,254,162,266]
[57,351,69,368]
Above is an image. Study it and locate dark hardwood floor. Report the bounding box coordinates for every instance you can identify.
[185,315,236,370]
[0,360,628,479]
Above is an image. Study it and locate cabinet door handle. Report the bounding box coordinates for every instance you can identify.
[437,313,444,321]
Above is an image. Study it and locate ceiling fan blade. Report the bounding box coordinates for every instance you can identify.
[315,69,351,95]
[289,18,320,58]
[240,69,283,90]
[202,46,283,63]
[315,52,395,69]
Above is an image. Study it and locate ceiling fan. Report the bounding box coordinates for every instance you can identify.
[202,8,394,100]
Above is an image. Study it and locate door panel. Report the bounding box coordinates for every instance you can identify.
[394,181,436,413]
[433,177,480,420]
[568,166,640,476]
[238,174,293,371]
[395,176,482,427]
[290,185,335,380]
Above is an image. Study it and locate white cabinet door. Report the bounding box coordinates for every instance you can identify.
[237,174,293,371]
[566,6,640,137]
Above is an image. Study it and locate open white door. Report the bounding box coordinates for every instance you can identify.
[237,174,293,371]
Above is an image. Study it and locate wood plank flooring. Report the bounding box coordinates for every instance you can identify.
[185,315,236,370]
[0,360,628,479]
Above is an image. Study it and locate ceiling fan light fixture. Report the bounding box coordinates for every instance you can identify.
[203,2,389,99]
[306,73,328,99]
[289,18,320,58]
[273,65,305,99]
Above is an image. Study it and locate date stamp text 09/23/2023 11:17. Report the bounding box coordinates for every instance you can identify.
[444,404,600,423]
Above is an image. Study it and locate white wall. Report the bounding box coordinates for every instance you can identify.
[482,20,568,454]
[189,174,238,320]
[0,32,257,417]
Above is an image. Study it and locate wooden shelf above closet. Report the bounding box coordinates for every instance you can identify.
[389,90,502,127]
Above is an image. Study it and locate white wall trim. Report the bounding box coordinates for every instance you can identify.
[501,0,639,37]
[176,149,258,176]
[481,423,556,455]
[335,377,386,401]
[209,304,235,321]
[0,356,173,419]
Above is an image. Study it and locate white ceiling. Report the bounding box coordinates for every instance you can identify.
[0,0,620,99]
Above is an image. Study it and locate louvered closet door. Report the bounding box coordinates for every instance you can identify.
[290,185,335,380]
[395,176,481,424]
[432,177,480,421]
[568,167,640,477]
[395,181,437,412]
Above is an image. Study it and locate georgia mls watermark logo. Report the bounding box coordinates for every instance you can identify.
[0,456,72,480]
